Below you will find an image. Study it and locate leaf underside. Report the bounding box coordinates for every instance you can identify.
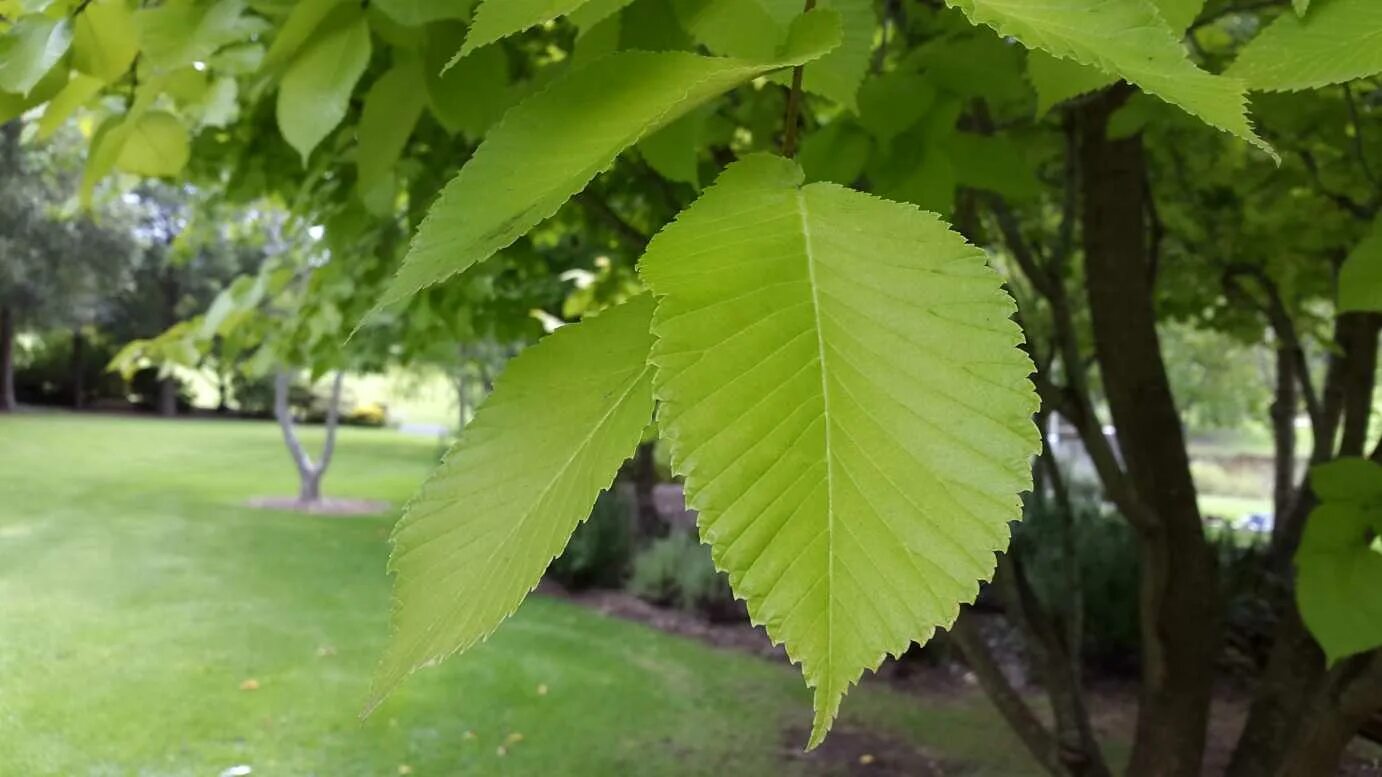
[370,295,657,710]
[951,0,1272,157]
[640,155,1040,747]
[1226,0,1382,92]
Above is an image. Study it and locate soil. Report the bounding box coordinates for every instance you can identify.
[244,496,393,516]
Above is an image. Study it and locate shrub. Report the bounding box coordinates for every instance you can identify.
[627,529,744,622]
[547,490,633,591]
[14,329,129,407]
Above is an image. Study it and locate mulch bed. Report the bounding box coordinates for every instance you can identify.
[245,496,393,516]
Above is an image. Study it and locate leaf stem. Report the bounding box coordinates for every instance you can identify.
[780,0,818,158]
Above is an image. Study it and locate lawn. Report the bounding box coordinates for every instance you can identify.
[0,413,1039,776]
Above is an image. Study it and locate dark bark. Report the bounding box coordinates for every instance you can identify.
[1337,313,1380,458]
[949,613,1074,777]
[157,377,178,417]
[1270,345,1298,525]
[628,442,663,542]
[0,305,15,412]
[1078,89,1217,777]
[71,328,86,410]
[1279,653,1382,777]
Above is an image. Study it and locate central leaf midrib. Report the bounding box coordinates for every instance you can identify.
[795,188,836,690]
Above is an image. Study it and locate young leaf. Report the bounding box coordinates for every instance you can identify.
[357,54,427,216]
[260,0,344,73]
[375,8,842,311]
[949,0,1271,156]
[1226,0,1382,92]
[640,155,1040,747]
[276,7,371,162]
[0,15,72,95]
[1339,219,1382,314]
[115,110,191,176]
[1296,458,1382,665]
[36,72,104,140]
[72,0,139,83]
[369,295,657,710]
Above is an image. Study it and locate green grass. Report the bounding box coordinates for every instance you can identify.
[0,413,1039,776]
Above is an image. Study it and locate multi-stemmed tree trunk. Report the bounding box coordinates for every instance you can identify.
[0,305,15,412]
[273,369,345,504]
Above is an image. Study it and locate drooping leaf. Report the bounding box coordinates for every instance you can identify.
[72,0,139,83]
[136,0,248,70]
[950,0,1269,155]
[640,155,1040,747]
[275,7,371,162]
[358,54,428,216]
[260,0,343,73]
[0,15,72,95]
[115,110,190,176]
[36,72,104,140]
[464,0,596,56]
[1339,218,1382,314]
[370,294,657,709]
[375,8,842,311]
[1296,458,1382,665]
[1226,0,1382,92]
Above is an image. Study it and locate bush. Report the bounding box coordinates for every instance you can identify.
[14,329,128,407]
[627,529,744,622]
[345,402,389,427]
[548,490,633,591]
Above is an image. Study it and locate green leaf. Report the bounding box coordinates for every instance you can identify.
[1226,0,1382,92]
[950,0,1269,155]
[36,72,104,140]
[373,0,477,27]
[637,105,709,188]
[1026,52,1116,116]
[275,7,372,162]
[115,110,190,176]
[464,0,595,55]
[856,72,934,144]
[423,22,513,140]
[567,0,635,31]
[1296,458,1382,665]
[358,54,428,216]
[793,0,873,110]
[1294,0,1311,15]
[639,155,1040,747]
[1339,219,1382,313]
[799,119,871,185]
[260,0,343,73]
[950,133,1040,200]
[370,294,657,709]
[136,0,248,71]
[375,8,842,311]
[0,15,72,95]
[72,0,139,83]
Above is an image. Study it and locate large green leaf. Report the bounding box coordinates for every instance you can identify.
[1226,0,1382,92]
[260,0,343,73]
[375,8,842,311]
[1296,458,1382,665]
[72,0,139,83]
[36,72,104,140]
[275,7,371,162]
[369,295,657,709]
[357,54,427,215]
[0,15,72,95]
[640,155,1040,747]
[1339,218,1382,314]
[951,0,1269,155]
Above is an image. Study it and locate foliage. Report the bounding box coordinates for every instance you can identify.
[628,529,743,623]
[548,489,634,591]
[1295,458,1382,664]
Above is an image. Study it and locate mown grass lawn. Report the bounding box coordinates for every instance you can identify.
[0,413,1038,776]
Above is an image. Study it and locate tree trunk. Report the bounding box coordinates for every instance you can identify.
[0,305,15,412]
[71,327,86,410]
[157,377,177,417]
[1270,344,1297,524]
[1078,89,1218,777]
[628,442,663,543]
[273,369,345,506]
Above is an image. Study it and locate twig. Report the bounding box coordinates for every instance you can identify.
[780,0,818,158]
